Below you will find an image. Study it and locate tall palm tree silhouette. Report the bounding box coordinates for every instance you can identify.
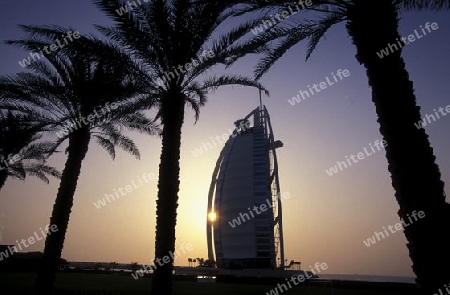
[94,1,268,294]
[1,25,160,294]
[228,0,450,291]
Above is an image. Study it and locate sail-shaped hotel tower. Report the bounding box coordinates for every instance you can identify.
[206,105,285,270]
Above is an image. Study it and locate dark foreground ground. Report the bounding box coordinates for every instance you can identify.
[0,272,420,295]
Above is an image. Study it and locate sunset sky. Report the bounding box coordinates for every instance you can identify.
[0,0,449,279]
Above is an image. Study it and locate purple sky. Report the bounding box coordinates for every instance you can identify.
[1,0,449,278]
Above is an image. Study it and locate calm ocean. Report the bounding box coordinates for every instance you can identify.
[318,274,415,284]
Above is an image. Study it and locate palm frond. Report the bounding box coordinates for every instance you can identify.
[399,0,450,11]
[2,24,159,163]
[19,141,60,160]
[7,166,26,181]
[184,16,272,85]
[94,135,116,160]
[22,163,62,183]
[303,13,345,59]
[252,13,344,79]
[115,134,141,159]
[201,75,269,96]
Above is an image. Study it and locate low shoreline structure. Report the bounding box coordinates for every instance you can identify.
[215,275,419,294]
[0,270,420,294]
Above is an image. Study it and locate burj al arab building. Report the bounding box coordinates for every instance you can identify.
[206,105,285,270]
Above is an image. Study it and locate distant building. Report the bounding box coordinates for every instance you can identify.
[206,105,285,270]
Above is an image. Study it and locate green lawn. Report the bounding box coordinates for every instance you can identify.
[0,273,417,295]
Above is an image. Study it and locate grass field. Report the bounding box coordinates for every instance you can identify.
[0,272,419,295]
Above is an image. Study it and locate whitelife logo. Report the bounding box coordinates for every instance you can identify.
[414,104,450,129]
[191,120,251,157]
[250,0,313,35]
[131,243,193,280]
[265,262,328,295]
[325,139,387,176]
[228,192,291,228]
[363,210,425,247]
[115,0,149,16]
[155,50,215,87]
[55,102,118,139]
[376,22,439,59]
[0,224,58,261]
[0,150,22,172]
[288,69,350,106]
[434,283,450,295]
[18,31,81,68]
[93,172,156,209]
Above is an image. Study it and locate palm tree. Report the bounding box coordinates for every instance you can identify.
[188,258,192,268]
[227,0,450,292]
[0,111,61,191]
[109,261,119,273]
[0,25,160,294]
[203,259,215,268]
[93,1,268,294]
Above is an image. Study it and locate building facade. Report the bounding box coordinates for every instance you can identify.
[206,106,284,269]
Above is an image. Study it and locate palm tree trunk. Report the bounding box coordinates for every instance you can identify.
[346,0,450,293]
[34,127,91,294]
[0,170,7,192]
[151,96,185,295]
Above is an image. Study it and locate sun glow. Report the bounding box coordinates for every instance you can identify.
[208,212,217,222]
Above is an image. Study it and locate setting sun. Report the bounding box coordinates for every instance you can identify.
[208,212,216,222]
[1,1,450,294]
